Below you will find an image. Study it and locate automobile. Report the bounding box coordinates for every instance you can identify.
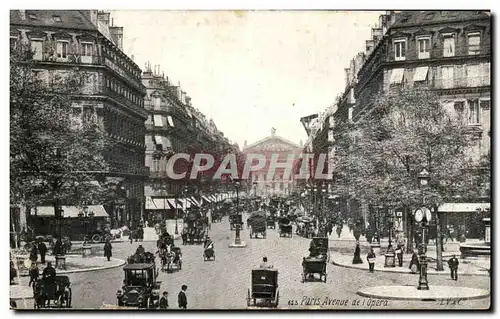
[117,262,162,309]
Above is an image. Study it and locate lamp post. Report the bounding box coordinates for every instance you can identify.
[253,181,257,198]
[321,183,327,222]
[229,179,246,248]
[416,168,431,290]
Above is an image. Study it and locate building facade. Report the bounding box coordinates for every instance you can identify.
[142,65,238,219]
[242,129,302,198]
[10,10,149,228]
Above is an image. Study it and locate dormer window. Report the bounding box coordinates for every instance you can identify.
[53,16,62,22]
[28,13,37,20]
[393,39,406,61]
[467,32,481,55]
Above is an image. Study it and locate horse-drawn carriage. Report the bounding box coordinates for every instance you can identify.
[34,276,72,309]
[157,244,182,272]
[183,211,208,245]
[278,217,293,238]
[296,217,316,238]
[117,262,162,308]
[203,247,215,261]
[248,213,267,239]
[266,216,276,229]
[309,237,330,262]
[247,269,279,308]
[301,257,327,283]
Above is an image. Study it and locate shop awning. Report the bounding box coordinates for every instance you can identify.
[177,198,192,209]
[189,197,202,207]
[167,199,178,209]
[31,205,108,218]
[438,203,490,213]
[202,195,212,203]
[210,195,217,202]
[413,66,429,82]
[390,68,405,84]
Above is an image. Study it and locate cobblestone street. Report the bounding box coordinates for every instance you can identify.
[60,215,490,310]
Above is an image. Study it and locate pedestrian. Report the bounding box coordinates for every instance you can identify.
[409,252,420,273]
[42,262,56,279]
[178,285,188,309]
[104,239,113,261]
[395,244,403,267]
[448,255,459,281]
[29,244,38,263]
[336,225,342,238]
[367,248,376,273]
[28,262,39,289]
[159,291,169,309]
[352,242,363,264]
[259,256,274,269]
[38,240,47,264]
[129,230,134,244]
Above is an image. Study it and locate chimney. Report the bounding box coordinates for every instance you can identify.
[19,10,26,20]
[109,26,124,50]
[366,40,374,55]
[372,28,383,43]
[97,11,111,27]
[344,68,351,86]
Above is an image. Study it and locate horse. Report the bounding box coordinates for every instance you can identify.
[162,245,176,272]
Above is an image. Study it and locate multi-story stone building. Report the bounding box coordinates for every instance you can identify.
[10,10,148,229]
[142,65,237,220]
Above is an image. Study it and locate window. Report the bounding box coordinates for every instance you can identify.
[82,106,94,124]
[389,68,405,84]
[10,37,17,50]
[348,107,353,121]
[81,42,93,56]
[30,40,43,60]
[413,67,429,82]
[153,115,164,127]
[440,66,454,88]
[467,64,481,87]
[328,130,334,142]
[328,116,335,128]
[53,16,62,22]
[56,41,69,59]
[153,97,161,110]
[28,13,37,20]
[443,35,455,57]
[468,33,481,55]
[480,99,490,110]
[468,100,480,125]
[417,37,431,59]
[454,101,465,117]
[394,39,406,61]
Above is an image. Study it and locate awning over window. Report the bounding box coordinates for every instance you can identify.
[167,115,175,127]
[438,202,490,213]
[153,115,164,127]
[390,68,405,84]
[154,135,162,145]
[177,198,192,209]
[167,199,178,209]
[210,195,217,202]
[413,66,429,82]
[189,197,202,207]
[31,205,108,218]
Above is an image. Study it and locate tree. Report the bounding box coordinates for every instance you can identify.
[10,45,111,228]
[333,86,484,267]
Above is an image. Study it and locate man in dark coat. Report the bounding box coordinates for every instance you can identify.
[38,241,48,264]
[178,285,188,309]
[409,252,420,273]
[104,240,113,261]
[42,262,56,279]
[448,255,459,280]
[159,291,169,309]
[352,242,363,264]
[395,244,403,267]
[29,245,38,263]
[53,239,63,256]
[28,262,39,289]
[136,245,145,255]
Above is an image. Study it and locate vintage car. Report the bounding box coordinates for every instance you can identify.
[302,256,327,283]
[117,263,162,309]
[247,268,279,308]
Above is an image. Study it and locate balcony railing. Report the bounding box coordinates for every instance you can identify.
[431,75,490,90]
[386,44,491,63]
[108,160,149,176]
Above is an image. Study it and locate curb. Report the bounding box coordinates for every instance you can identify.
[357,285,490,301]
[19,258,126,276]
[331,257,489,277]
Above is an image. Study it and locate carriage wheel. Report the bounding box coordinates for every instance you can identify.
[68,288,72,308]
[179,260,182,270]
[275,290,280,307]
[92,234,101,243]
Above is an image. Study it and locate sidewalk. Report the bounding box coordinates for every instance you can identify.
[331,250,490,276]
[13,255,125,277]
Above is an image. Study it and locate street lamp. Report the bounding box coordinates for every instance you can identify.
[253,181,257,198]
[416,168,431,290]
[78,206,95,243]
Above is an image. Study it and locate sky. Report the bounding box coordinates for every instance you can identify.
[111,10,383,148]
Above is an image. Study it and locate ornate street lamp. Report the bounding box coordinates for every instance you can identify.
[415,168,431,290]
